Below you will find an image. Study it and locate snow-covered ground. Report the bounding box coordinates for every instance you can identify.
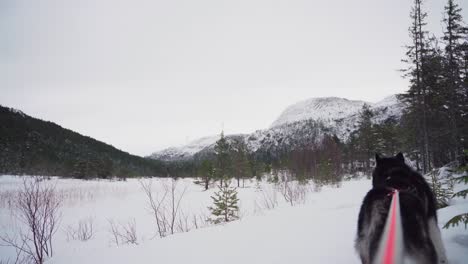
[0,174,467,264]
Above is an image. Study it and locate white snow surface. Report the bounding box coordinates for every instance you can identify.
[0,173,466,264]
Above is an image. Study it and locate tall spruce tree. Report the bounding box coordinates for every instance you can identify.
[400,0,433,172]
[462,35,468,151]
[356,104,376,170]
[232,141,250,187]
[424,39,454,167]
[199,159,214,191]
[441,0,467,161]
[214,131,232,187]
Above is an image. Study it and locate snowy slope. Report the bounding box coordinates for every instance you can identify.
[270,97,368,128]
[331,95,405,141]
[149,136,219,161]
[149,95,404,161]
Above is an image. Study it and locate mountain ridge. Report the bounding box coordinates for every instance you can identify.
[149,95,404,161]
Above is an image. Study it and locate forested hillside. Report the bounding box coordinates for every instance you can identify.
[0,106,164,178]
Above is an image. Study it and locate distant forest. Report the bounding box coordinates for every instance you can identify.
[0,106,164,178]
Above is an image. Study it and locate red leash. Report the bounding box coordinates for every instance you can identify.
[375,189,403,264]
[383,190,399,264]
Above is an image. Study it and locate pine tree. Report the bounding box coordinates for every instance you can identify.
[232,141,250,187]
[208,183,239,224]
[400,0,440,172]
[199,159,214,191]
[355,104,376,170]
[428,169,454,209]
[73,157,90,179]
[214,131,232,187]
[373,118,403,156]
[462,36,468,150]
[444,149,468,229]
[441,0,467,161]
[423,39,455,167]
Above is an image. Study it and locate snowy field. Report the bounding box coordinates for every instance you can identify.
[0,175,467,264]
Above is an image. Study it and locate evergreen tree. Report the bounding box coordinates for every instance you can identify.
[95,156,113,178]
[400,0,437,172]
[428,169,454,209]
[73,158,89,179]
[208,183,239,224]
[355,104,377,170]
[199,159,214,191]
[232,141,250,187]
[424,39,455,167]
[214,131,232,187]
[248,155,265,181]
[373,118,403,156]
[441,0,467,161]
[444,150,468,229]
[462,36,468,150]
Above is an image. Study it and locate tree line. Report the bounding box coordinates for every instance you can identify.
[399,0,468,173]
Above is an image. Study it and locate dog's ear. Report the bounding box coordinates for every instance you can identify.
[375,153,382,165]
[396,152,405,163]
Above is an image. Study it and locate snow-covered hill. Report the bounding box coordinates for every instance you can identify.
[149,95,405,161]
[149,136,220,161]
[270,97,368,128]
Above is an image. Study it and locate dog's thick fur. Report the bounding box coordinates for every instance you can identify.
[355,153,448,264]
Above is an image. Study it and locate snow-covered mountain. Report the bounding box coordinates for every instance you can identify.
[330,95,404,141]
[149,95,405,161]
[270,97,368,128]
[150,136,220,161]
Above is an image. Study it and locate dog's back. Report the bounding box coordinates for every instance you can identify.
[355,153,447,264]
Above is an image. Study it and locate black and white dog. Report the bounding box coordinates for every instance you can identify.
[355,153,448,264]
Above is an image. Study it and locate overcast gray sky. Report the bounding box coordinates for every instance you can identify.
[1,0,467,156]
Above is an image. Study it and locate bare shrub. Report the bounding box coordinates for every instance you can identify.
[0,190,18,210]
[0,177,61,264]
[107,219,138,245]
[119,219,138,245]
[176,211,190,233]
[191,212,209,230]
[278,180,310,206]
[139,179,168,237]
[107,219,120,246]
[139,178,187,238]
[65,217,94,242]
[166,179,188,234]
[259,185,278,210]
